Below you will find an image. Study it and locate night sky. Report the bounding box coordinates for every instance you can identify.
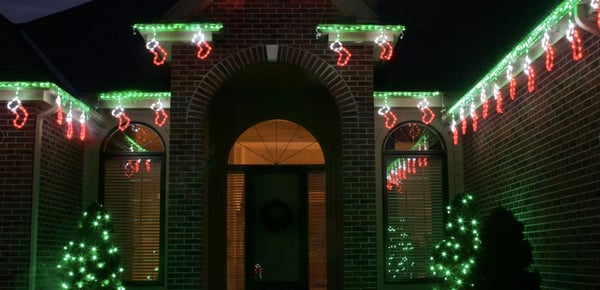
[0,0,564,101]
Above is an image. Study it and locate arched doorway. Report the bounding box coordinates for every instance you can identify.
[227,119,326,290]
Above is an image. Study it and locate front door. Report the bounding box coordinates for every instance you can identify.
[246,167,308,290]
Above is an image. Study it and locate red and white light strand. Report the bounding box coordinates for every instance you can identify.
[566,20,583,61]
[451,119,459,146]
[374,33,393,61]
[65,109,74,140]
[592,0,600,30]
[417,98,435,125]
[480,88,489,119]
[150,99,168,127]
[145,159,151,173]
[524,56,535,93]
[470,101,479,133]
[191,31,212,60]
[506,65,516,100]
[459,106,467,135]
[7,90,28,129]
[111,105,131,131]
[146,32,168,66]
[330,37,351,67]
[55,95,63,125]
[124,159,141,178]
[493,83,504,114]
[378,102,397,130]
[79,112,87,141]
[541,32,555,71]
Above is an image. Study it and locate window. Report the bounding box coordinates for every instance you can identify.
[101,123,164,284]
[383,122,446,283]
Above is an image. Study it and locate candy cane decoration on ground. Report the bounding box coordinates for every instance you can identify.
[378,103,397,129]
[566,20,583,61]
[79,112,87,141]
[494,83,503,114]
[151,99,168,127]
[506,65,516,100]
[593,0,600,30]
[375,33,393,61]
[7,92,28,129]
[417,98,435,125]
[330,38,351,67]
[55,95,63,125]
[146,37,168,66]
[111,105,131,131]
[451,119,459,146]
[470,101,479,132]
[191,31,212,60]
[541,32,555,71]
[480,88,489,119]
[523,56,535,93]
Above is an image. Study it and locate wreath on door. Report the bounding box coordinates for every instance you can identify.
[261,198,293,232]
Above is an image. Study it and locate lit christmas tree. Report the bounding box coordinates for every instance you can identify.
[386,218,416,280]
[430,193,481,290]
[56,202,125,289]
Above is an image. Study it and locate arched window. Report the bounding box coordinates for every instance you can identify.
[382,121,446,283]
[101,123,165,284]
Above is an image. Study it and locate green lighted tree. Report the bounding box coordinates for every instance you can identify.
[430,193,481,290]
[56,202,125,289]
[386,218,416,280]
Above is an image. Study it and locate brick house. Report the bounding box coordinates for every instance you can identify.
[0,0,598,290]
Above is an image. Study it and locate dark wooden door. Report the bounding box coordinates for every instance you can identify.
[246,167,308,290]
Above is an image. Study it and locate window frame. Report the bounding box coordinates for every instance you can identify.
[381,121,448,284]
[99,122,166,286]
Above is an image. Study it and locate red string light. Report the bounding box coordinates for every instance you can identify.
[330,39,351,67]
[56,96,63,125]
[470,102,479,132]
[66,111,74,139]
[480,89,489,119]
[146,38,168,66]
[124,160,140,178]
[7,96,28,129]
[507,65,517,100]
[191,31,212,60]
[417,99,435,125]
[375,34,393,61]
[151,100,168,127]
[378,104,397,129]
[567,21,583,61]
[459,107,467,135]
[542,32,555,71]
[145,159,151,172]
[111,105,131,131]
[79,113,87,141]
[494,84,504,114]
[451,120,459,146]
[524,57,535,93]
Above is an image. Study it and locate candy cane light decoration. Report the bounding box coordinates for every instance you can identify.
[146,37,168,66]
[566,20,583,61]
[374,33,393,61]
[329,38,351,67]
[541,32,555,72]
[417,98,435,125]
[6,89,28,129]
[191,31,212,60]
[150,99,168,127]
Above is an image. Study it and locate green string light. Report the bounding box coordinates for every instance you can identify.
[317,24,406,33]
[133,23,224,33]
[448,0,580,116]
[0,81,90,112]
[374,91,442,99]
[99,91,171,101]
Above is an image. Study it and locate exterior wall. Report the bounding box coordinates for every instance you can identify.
[461,28,600,289]
[0,101,84,290]
[168,1,377,289]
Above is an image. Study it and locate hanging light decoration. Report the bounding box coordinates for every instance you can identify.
[150,99,168,127]
[470,101,479,132]
[6,89,28,129]
[459,106,467,135]
[566,19,583,61]
[541,32,555,71]
[65,109,74,139]
[55,95,64,125]
[191,30,212,60]
[79,112,87,141]
[378,101,397,130]
[523,56,536,93]
[375,33,393,61]
[506,65,516,100]
[493,83,504,114]
[111,105,131,131]
[145,28,167,66]
[451,119,459,146]
[417,98,435,125]
[329,35,351,67]
[480,88,489,119]
[592,0,600,30]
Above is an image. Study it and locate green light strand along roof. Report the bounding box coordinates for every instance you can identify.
[374,91,442,99]
[448,0,580,116]
[99,91,171,100]
[133,23,224,33]
[317,24,406,33]
[0,81,90,112]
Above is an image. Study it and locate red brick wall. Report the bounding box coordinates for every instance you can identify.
[168,0,377,289]
[0,101,83,290]
[461,28,600,288]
